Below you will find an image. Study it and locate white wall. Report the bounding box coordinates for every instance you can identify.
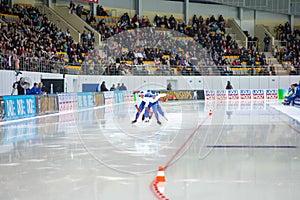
[0,70,298,96]
[0,71,64,96]
[188,3,238,19]
[0,70,300,96]
[71,75,300,92]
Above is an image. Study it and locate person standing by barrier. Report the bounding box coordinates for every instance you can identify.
[38,82,45,95]
[110,84,116,91]
[30,83,39,95]
[225,81,233,89]
[12,77,27,95]
[100,81,108,92]
[167,82,172,90]
[119,83,127,90]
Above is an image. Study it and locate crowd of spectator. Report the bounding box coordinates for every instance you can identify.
[0,3,100,73]
[0,2,275,76]
[275,22,300,75]
[78,5,272,76]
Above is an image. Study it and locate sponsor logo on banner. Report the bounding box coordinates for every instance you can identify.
[164,91,193,100]
[205,90,215,100]
[104,91,115,105]
[227,89,239,100]
[0,97,4,121]
[78,93,94,109]
[124,91,133,103]
[216,90,227,100]
[240,89,252,99]
[114,91,124,104]
[94,93,104,106]
[265,89,278,99]
[252,89,265,99]
[58,93,77,112]
[3,95,36,120]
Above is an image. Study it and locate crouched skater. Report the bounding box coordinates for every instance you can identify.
[132,90,152,123]
[145,91,168,125]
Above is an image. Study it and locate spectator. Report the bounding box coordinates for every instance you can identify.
[110,84,116,91]
[225,81,233,89]
[38,82,45,95]
[283,83,298,105]
[69,0,75,14]
[167,82,172,90]
[30,82,39,95]
[100,81,108,91]
[116,83,121,90]
[119,83,127,90]
[12,77,27,95]
[263,33,270,52]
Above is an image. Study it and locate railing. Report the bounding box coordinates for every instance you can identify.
[255,24,274,52]
[63,63,286,76]
[228,19,248,49]
[0,53,65,74]
[35,4,81,43]
[0,53,289,76]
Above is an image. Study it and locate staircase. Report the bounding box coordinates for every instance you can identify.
[225,27,243,48]
[53,5,101,45]
[263,52,289,75]
[226,19,248,49]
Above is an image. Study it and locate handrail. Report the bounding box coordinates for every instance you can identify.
[227,18,248,49]
[0,51,289,76]
[255,24,275,52]
[35,4,81,43]
[53,5,102,45]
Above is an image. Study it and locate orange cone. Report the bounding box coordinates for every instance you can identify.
[156,166,166,183]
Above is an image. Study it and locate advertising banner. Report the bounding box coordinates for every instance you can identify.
[94,93,104,106]
[103,91,115,106]
[252,89,265,99]
[114,90,125,104]
[164,91,194,100]
[42,95,59,114]
[3,95,36,120]
[216,90,227,100]
[204,90,215,100]
[239,89,252,100]
[0,97,4,121]
[58,93,78,112]
[278,89,289,100]
[124,91,133,103]
[265,89,278,100]
[78,92,94,109]
[227,89,239,100]
[35,95,42,115]
[36,95,59,115]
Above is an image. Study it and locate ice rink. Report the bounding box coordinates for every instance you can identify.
[0,100,299,200]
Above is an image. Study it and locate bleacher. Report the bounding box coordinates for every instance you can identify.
[0,13,19,22]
